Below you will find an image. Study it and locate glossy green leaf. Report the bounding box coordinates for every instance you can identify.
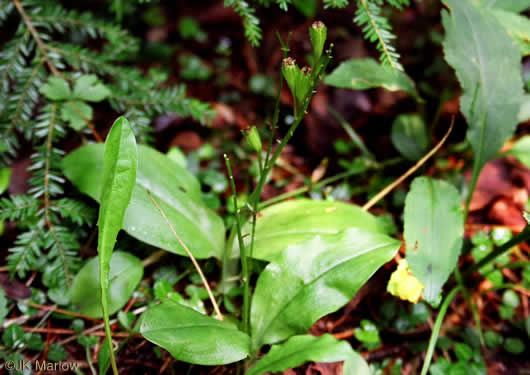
[39,77,71,101]
[404,177,464,306]
[0,167,11,194]
[61,101,92,131]
[324,58,419,100]
[391,114,429,161]
[70,251,143,317]
[73,75,111,102]
[97,116,137,375]
[442,0,524,194]
[343,351,371,375]
[478,0,530,12]
[63,144,225,259]
[140,300,250,365]
[491,9,530,56]
[231,199,386,260]
[247,334,353,375]
[507,135,530,167]
[250,228,400,348]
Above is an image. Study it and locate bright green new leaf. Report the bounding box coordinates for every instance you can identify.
[63,144,225,259]
[391,114,429,161]
[324,58,420,100]
[231,199,385,260]
[478,0,530,12]
[70,251,143,317]
[39,77,71,101]
[97,116,137,375]
[246,334,353,375]
[491,9,530,56]
[506,135,530,167]
[343,351,372,375]
[442,0,524,197]
[61,101,93,131]
[250,228,400,348]
[0,167,11,194]
[404,177,464,306]
[140,300,250,365]
[73,75,111,102]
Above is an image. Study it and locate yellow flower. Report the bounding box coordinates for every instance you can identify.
[387,259,424,303]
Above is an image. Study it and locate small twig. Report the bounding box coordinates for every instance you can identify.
[24,301,100,321]
[142,250,167,268]
[363,117,454,211]
[147,191,223,321]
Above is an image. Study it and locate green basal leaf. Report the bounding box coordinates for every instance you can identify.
[63,144,225,259]
[73,75,111,102]
[140,300,250,365]
[490,9,530,56]
[391,114,429,161]
[61,100,92,131]
[404,177,464,306]
[250,228,400,348]
[230,199,386,260]
[247,334,353,375]
[442,0,524,200]
[478,0,530,12]
[324,58,420,100]
[97,116,137,375]
[70,251,143,318]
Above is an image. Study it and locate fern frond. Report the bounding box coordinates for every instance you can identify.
[51,198,96,226]
[323,0,350,8]
[224,0,262,46]
[7,223,46,278]
[44,225,82,288]
[32,3,139,59]
[0,0,14,24]
[354,0,403,71]
[385,0,409,10]
[0,195,40,221]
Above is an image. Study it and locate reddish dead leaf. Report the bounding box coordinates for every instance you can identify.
[170,131,202,152]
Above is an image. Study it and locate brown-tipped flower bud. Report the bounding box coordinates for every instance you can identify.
[244,126,262,152]
[282,57,299,97]
[309,21,327,62]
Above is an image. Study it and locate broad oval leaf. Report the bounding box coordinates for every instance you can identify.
[491,9,530,56]
[250,228,400,348]
[70,251,143,318]
[324,58,420,100]
[404,177,464,306]
[63,143,225,259]
[442,0,524,189]
[231,199,386,260]
[391,114,429,161]
[140,300,250,365]
[247,334,353,375]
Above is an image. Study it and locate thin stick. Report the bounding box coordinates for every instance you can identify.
[363,117,454,211]
[147,191,223,321]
